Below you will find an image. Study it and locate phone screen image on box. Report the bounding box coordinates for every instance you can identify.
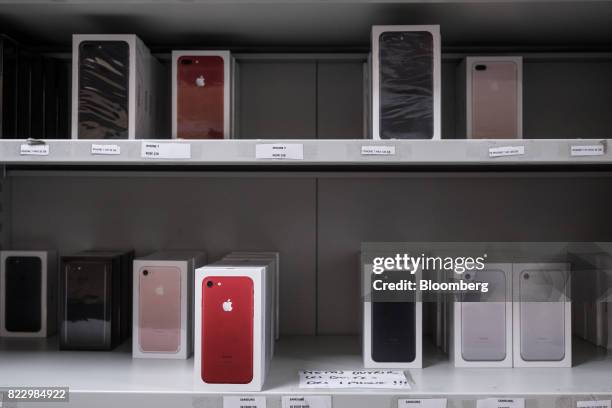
[379,31,434,139]
[5,256,42,332]
[78,41,129,139]
[202,276,253,384]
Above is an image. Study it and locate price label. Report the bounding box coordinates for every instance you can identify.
[91,144,121,155]
[489,145,525,158]
[141,142,191,159]
[477,398,524,408]
[577,400,611,408]
[255,143,303,160]
[399,399,447,408]
[282,396,332,408]
[571,145,605,157]
[223,396,266,408]
[361,145,396,156]
[20,144,49,156]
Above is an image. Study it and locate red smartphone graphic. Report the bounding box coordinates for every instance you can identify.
[177,55,225,139]
[471,61,519,139]
[138,266,181,353]
[202,276,253,384]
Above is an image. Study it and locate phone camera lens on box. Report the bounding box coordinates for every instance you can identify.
[207,281,213,288]
[143,270,149,276]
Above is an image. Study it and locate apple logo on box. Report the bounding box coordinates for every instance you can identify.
[155,286,165,296]
[222,299,233,312]
[196,75,206,87]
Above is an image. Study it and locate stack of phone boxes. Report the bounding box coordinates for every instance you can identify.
[171,51,232,139]
[456,57,523,139]
[371,25,441,140]
[72,34,167,139]
[448,262,571,367]
[59,250,134,350]
[0,251,57,337]
[362,260,423,369]
[194,254,277,391]
[132,251,207,359]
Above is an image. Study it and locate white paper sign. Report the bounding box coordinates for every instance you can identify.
[282,396,332,408]
[361,145,396,156]
[141,142,191,159]
[255,143,303,160]
[489,145,525,158]
[577,400,612,408]
[571,145,605,157]
[20,144,49,156]
[91,144,121,155]
[299,370,409,389]
[223,396,266,408]
[477,398,525,408]
[399,399,447,408]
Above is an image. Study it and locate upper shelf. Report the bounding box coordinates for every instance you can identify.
[2,139,611,167]
[1,1,612,51]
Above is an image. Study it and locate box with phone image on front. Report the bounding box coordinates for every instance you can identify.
[194,260,274,391]
[132,251,207,359]
[449,263,513,368]
[0,250,57,338]
[361,254,423,369]
[512,262,572,367]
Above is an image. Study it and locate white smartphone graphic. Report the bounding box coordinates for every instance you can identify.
[461,269,507,361]
[519,268,567,361]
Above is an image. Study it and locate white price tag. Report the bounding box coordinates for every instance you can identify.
[20,144,49,156]
[282,396,332,408]
[299,370,409,389]
[577,400,611,408]
[571,145,605,157]
[477,398,525,408]
[489,145,525,158]
[141,142,191,159]
[91,144,121,155]
[361,145,396,156]
[255,143,303,160]
[223,396,266,408]
[399,399,447,408]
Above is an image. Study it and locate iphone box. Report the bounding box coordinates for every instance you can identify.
[222,251,280,340]
[513,263,572,367]
[371,25,441,140]
[0,251,57,338]
[132,251,207,359]
[72,34,167,139]
[362,263,423,369]
[172,51,231,139]
[195,260,273,391]
[450,263,513,368]
[456,56,523,139]
[60,250,134,350]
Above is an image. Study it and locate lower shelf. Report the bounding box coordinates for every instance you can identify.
[0,336,611,402]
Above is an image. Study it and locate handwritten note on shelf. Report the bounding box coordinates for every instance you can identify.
[298,370,410,389]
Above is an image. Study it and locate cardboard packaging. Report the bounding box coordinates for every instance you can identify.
[450,263,513,367]
[72,34,167,139]
[171,51,231,139]
[195,260,274,391]
[513,262,572,367]
[59,250,134,350]
[371,25,441,140]
[362,263,422,368]
[0,251,57,337]
[132,251,207,359]
[456,56,523,139]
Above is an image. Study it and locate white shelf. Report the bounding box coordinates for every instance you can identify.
[2,139,612,167]
[1,336,611,400]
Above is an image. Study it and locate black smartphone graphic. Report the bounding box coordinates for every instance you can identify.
[371,270,416,362]
[77,41,129,139]
[379,31,434,139]
[62,261,111,349]
[5,256,42,332]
